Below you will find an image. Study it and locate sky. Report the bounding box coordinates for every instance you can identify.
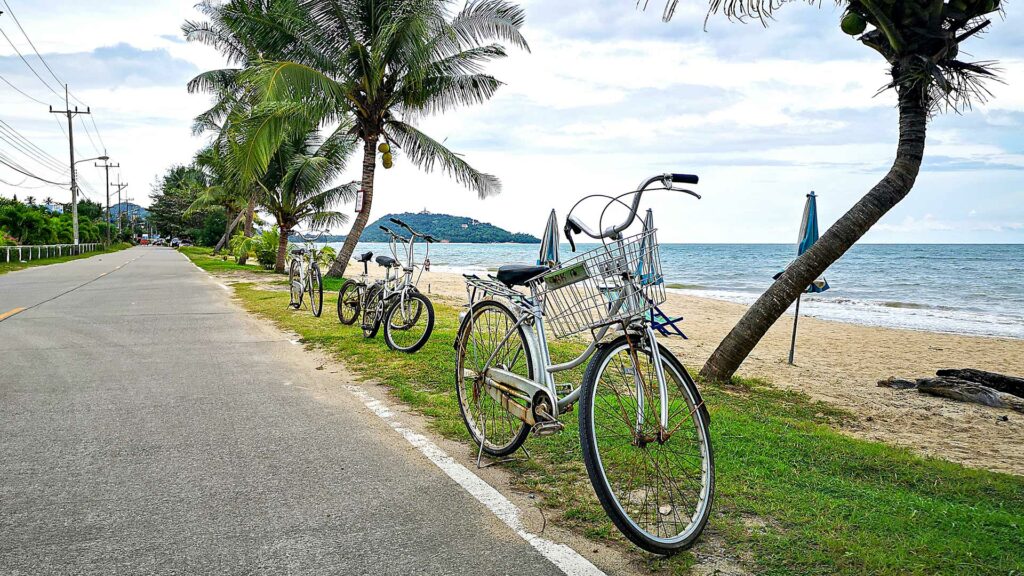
[0,0,1021,244]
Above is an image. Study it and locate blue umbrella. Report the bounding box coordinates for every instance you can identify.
[786,191,829,364]
[538,209,559,267]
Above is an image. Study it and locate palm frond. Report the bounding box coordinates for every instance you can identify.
[386,120,500,199]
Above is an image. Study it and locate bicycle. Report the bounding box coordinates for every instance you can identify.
[454,173,713,555]
[338,220,436,352]
[288,230,327,317]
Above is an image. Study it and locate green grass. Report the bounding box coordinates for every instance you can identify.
[184,248,1024,575]
[0,243,133,276]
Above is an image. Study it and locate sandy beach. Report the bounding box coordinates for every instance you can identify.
[400,267,1024,476]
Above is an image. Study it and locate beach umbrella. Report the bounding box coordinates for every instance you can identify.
[538,209,559,267]
[784,191,830,364]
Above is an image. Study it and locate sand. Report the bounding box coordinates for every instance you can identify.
[405,267,1023,477]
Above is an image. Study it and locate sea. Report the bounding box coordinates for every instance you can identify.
[323,241,1024,340]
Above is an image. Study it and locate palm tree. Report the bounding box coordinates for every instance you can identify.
[260,127,359,272]
[184,0,306,260]
[655,0,1004,381]
[187,145,251,254]
[238,0,529,277]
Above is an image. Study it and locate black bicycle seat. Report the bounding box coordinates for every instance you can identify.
[357,251,373,263]
[375,255,398,268]
[496,265,548,288]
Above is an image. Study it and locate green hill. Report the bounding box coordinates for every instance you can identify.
[354,212,540,243]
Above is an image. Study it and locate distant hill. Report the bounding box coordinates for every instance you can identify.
[311,212,540,244]
[110,202,149,220]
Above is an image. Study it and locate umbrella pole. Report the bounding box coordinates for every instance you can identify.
[788,293,802,365]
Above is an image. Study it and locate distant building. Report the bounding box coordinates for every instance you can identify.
[44,203,63,214]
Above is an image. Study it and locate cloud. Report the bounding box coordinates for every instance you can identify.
[0,43,198,92]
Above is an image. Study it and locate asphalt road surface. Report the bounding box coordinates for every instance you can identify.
[0,247,565,575]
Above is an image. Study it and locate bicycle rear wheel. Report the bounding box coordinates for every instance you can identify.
[383,291,434,353]
[579,334,714,555]
[361,283,384,338]
[454,300,532,457]
[309,263,323,317]
[337,280,361,325]
[288,260,303,309]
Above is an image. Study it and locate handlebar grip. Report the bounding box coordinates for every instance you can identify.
[379,226,390,233]
[390,217,412,231]
[563,221,580,252]
[423,235,436,243]
[671,173,699,185]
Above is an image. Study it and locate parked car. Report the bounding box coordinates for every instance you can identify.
[170,238,181,248]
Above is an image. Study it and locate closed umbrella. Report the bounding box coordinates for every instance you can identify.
[782,191,829,364]
[538,209,559,267]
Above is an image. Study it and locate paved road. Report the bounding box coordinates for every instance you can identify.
[0,247,563,575]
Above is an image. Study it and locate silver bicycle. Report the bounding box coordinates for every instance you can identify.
[338,219,436,352]
[454,173,713,555]
[288,230,327,317]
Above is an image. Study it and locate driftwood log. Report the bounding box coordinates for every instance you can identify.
[936,369,1024,399]
[915,377,1024,414]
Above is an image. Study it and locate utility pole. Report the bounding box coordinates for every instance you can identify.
[95,157,119,247]
[50,85,90,245]
[111,180,127,233]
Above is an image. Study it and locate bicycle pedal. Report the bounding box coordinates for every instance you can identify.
[531,420,564,437]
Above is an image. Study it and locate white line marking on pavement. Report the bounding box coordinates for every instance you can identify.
[344,384,606,576]
[218,283,231,291]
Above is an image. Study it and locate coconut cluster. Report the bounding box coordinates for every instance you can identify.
[843,0,1003,41]
[378,142,394,169]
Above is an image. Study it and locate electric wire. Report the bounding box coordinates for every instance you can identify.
[0,26,63,99]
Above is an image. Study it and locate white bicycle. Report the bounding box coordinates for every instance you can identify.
[288,230,327,317]
[454,173,713,554]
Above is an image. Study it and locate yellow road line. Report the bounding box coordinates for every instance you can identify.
[0,307,26,322]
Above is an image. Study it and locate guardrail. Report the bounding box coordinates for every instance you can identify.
[3,243,102,263]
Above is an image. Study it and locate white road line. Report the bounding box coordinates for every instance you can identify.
[344,384,606,576]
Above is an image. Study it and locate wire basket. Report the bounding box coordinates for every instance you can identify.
[539,228,666,338]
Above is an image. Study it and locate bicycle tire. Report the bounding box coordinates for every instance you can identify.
[383,291,434,353]
[309,263,323,317]
[454,299,532,457]
[337,280,361,325]
[579,335,714,555]
[361,283,384,338]
[288,259,302,309]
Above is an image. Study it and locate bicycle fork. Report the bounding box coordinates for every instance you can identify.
[630,324,671,443]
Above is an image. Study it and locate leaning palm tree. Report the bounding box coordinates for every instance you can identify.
[184,0,306,261]
[652,0,1005,381]
[187,145,252,253]
[239,0,529,277]
[257,127,359,272]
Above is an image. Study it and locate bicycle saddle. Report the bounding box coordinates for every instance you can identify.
[375,255,398,268]
[496,265,549,288]
[357,251,373,263]
[290,249,306,256]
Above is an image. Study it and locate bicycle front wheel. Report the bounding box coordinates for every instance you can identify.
[383,291,434,353]
[288,260,302,309]
[308,263,323,317]
[337,280,361,325]
[579,335,714,555]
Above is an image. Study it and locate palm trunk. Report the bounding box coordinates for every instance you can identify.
[275,225,291,273]
[237,194,257,266]
[214,208,244,254]
[327,136,377,278]
[700,84,929,383]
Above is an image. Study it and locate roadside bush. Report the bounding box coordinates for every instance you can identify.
[254,228,281,270]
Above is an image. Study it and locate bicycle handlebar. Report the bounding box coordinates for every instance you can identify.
[563,173,700,251]
[389,217,435,243]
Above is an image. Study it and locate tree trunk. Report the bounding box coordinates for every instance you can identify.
[275,225,291,274]
[327,135,377,278]
[700,84,930,383]
[214,208,244,254]
[237,194,257,266]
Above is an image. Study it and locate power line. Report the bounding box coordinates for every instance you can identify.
[0,26,62,99]
[0,119,67,173]
[0,71,50,105]
[0,152,69,185]
[1,0,63,87]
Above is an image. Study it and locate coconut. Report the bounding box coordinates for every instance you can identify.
[378,142,390,154]
[841,12,867,35]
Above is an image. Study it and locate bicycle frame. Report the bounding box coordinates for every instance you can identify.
[465,236,671,431]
